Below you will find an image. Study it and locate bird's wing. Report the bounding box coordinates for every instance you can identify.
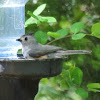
[29,44,62,57]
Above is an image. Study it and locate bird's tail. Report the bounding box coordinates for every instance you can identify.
[48,50,91,58]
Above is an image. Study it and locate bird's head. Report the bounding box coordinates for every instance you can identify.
[16,34,37,46]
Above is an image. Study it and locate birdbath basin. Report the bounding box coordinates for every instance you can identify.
[0,58,63,79]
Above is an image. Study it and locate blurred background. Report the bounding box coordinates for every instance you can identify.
[25,0,100,100]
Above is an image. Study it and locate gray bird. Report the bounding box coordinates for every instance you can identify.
[16,34,91,59]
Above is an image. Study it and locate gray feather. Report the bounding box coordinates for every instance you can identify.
[29,44,62,57]
[47,50,91,58]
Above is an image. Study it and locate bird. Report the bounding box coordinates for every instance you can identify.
[16,34,91,59]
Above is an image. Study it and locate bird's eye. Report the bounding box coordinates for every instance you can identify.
[25,37,28,41]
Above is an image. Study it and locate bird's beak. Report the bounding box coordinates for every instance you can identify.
[16,38,22,42]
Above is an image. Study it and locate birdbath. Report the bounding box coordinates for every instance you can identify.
[0,0,63,100]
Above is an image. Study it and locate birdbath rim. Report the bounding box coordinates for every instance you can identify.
[0,57,63,79]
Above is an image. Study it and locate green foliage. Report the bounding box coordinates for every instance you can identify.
[35,62,88,100]
[17,49,22,54]
[61,69,73,87]
[40,16,57,23]
[57,29,69,38]
[34,31,48,44]
[93,45,100,60]
[70,22,86,40]
[91,22,100,38]
[72,33,86,40]
[33,4,46,16]
[28,11,39,20]
[35,83,68,100]
[62,65,83,87]
[47,22,86,42]
[60,62,83,93]
[26,4,100,43]
[25,4,57,27]
[25,4,46,27]
[47,29,69,39]
[60,79,69,90]
[47,32,60,39]
[87,83,100,89]
[72,67,83,85]
[75,88,88,98]
[70,22,84,34]
[87,83,100,92]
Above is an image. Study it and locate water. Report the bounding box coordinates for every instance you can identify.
[0,0,28,58]
[0,37,21,58]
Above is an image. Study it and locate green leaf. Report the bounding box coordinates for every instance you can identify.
[72,33,86,40]
[17,49,22,54]
[33,4,46,16]
[72,67,83,85]
[57,29,69,38]
[27,11,39,20]
[62,70,73,86]
[25,17,38,27]
[87,83,100,89]
[75,88,88,98]
[34,31,48,44]
[25,4,57,27]
[25,16,57,27]
[62,70,70,78]
[91,22,100,38]
[88,88,100,92]
[25,4,46,27]
[60,79,69,90]
[71,22,84,33]
[39,16,57,23]
[47,32,60,39]
[38,16,48,23]
[41,78,49,84]
[69,67,75,77]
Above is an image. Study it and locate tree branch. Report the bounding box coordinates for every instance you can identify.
[47,34,72,45]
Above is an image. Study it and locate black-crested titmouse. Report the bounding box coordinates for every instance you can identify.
[16,34,91,59]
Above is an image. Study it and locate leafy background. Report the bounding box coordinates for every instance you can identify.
[25,0,100,100]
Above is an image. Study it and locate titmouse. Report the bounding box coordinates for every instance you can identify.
[16,34,91,59]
